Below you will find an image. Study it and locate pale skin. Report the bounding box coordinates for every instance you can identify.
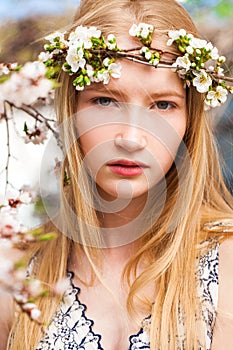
[71,59,187,349]
[0,41,233,350]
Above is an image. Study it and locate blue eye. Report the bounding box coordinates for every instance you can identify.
[94,97,113,106]
[156,101,170,110]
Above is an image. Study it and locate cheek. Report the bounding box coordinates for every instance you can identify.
[78,126,117,178]
[79,127,113,155]
[147,116,187,174]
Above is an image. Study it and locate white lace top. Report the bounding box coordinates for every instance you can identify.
[36,244,219,350]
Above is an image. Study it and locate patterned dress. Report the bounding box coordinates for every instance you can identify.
[36,244,219,350]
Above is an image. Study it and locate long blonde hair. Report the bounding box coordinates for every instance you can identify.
[9,1,233,349]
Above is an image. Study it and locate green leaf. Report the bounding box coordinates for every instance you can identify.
[0,75,10,84]
[39,232,57,241]
[23,122,28,133]
[30,228,44,236]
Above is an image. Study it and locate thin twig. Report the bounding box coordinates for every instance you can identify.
[3,101,11,193]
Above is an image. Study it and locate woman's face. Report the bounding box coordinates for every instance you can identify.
[76,55,187,202]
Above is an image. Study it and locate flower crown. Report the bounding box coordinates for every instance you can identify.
[39,23,233,109]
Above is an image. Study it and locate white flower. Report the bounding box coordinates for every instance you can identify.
[167,29,186,46]
[75,84,85,91]
[0,64,10,76]
[189,38,207,49]
[21,61,46,79]
[186,46,194,54]
[192,70,212,93]
[107,34,115,41]
[97,70,110,84]
[206,86,228,107]
[86,64,94,79]
[216,67,224,77]
[0,211,20,237]
[38,51,51,62]
[151,58,160,66]
[68,25,101,49]
[30,308,41,320]
[209,47,219,60]
[108,62,122,79]
[66,46,86,73]
[145,51,152,60]
[205,42,214,51]
[88,26,101,39]
[129,23,154,39]
[45,31,67,45]
[218,56,226,64]
[103,57,111,67]
[24,122,48,145]
[106,34,117,50]
[174,54,191,72]
[129,24,138,37]
[53,278,69,295]
[13,292,28,304]
[107,42,117,50]
[208,66,214,72]
[0,61,53,107]
[27,280,43,297]
[22,303,41,320]
[18,191,32,204]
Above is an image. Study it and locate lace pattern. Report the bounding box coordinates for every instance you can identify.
[37,244,218,349]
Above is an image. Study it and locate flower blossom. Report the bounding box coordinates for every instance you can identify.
[65,46,86,73]
[206,86,228,108]
[45,31,67,46]
[0,210,20,238]
[173,54,191,73]
[192,70,212,93]
[24,122,48,145]
[167,29,188,46]
[22,303,41,320]
[107,34,117,50]
[68,25,101,49]
[129,23,154,46]
[0,64,10,76]
[0,62,53,108]
[108,62,122,79]
[38,51,52,62]
[0,63,18,76]
[189,37,207,49]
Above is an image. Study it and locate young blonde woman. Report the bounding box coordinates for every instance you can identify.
[2,0,233,349]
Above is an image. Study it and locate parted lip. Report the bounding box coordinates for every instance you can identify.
[107,159,149,168]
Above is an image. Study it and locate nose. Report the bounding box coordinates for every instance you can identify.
[114,126,147,152]
[113,104,148,152]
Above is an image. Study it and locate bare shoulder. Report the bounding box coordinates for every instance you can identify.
[218,237,233,306]
[211,237,233,349]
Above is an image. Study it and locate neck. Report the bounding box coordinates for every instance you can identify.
[95,193,151,248]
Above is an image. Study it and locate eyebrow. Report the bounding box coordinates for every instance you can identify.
[83,85,185,99]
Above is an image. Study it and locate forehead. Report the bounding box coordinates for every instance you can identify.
[93,35,185,97]
[85,59,186,100]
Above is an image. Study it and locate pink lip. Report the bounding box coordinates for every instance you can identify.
[107,159,148,176]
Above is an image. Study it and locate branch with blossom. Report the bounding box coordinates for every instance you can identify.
[0,60,61,191]
[0,189,68,324]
